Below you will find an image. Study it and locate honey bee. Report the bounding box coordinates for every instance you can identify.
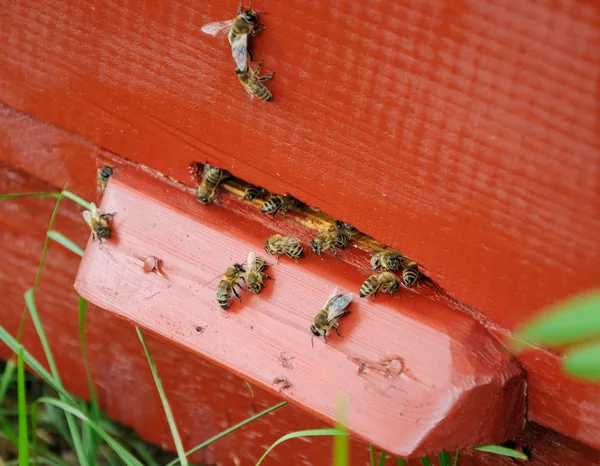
[83,203,115,242]
[216,263,246,310]
[264,234,304,263]
[334,221,358,236]
[244,184,264,201]
[197,163,231,204]
[97,166,114,193]
[236,61,274,101]
[260,194,297,217]
[201,1,265,71]
[246,251,272,294]
[370,249,403,271]
[359,272,400,301]
[311,290,353,346]
[402,261,420,286]
[310,230,352,258]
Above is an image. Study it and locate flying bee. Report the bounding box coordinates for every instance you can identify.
[197,163,231,204]
[261,194,297,217]
[216,263,246,310]
[201,1,265,71]
[264,234,304,263]
[310,230,352,258]
[246,251,272,294]
[83,203,115,242]
[402,261,420,286]
[311,290,353,346]
[244,184,264,201]
[97,166,114,193]
[371,249,403,271]
[236,61,274,101]
[359,272,400,301]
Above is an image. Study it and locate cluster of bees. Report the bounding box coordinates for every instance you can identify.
[201,2,274,101]
[83,162,422,346]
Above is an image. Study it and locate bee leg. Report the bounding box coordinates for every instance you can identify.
[330,247,340,258]
[323,333,328,343]
[258,73,274,82]
[232,287,242,302]
[239,275,246,283]
[254,60,263,75]
[334,324,344,338]
[262,273,273,280]
[248,48,254,62]
[237,2,243,15]
[213,190,224,207]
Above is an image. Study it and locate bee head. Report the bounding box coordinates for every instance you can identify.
[100,166,114,179]
[249,283,261,293]
[97,226,111,240]
[234,263,245,273]
[243,10,258,23]
[310,240,320,254]
[310,324,321,337]
[370,255,380,270]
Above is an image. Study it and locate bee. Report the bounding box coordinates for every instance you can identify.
[261,194,297,217]
[371,249,403,271]
[310,230,352,258]
[236,61,274,101]
[201,1,265,71]
[264,234,304,263]
[359,272,400,301]
[97,166,114,193]
[197,163,231,204]
[311,290,353,346]
[83,203,115,242]
[244,184,264,201]
[216,263,246,310]
[246,251,272,294]
[334,221,358,236]
[402,261,420,286]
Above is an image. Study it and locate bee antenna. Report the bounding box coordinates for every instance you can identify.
[311,335,314,348]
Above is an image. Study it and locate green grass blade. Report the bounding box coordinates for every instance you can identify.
[0,192,60,201]
[564,340,600,380]
[47,231,84,257]
[164,401,287,466]
[255,429,348,466]
[6,458,66,466]
[136,327,188,466]
[78,297,101,464]
[369,445,376,466]
[453,451,459,466]
[129,440,160,466]
[420,457,432,466]
[396,459,405,466]
[378,451,388,466]
[439,451,451,466]
[62,190,91,209]
[24,289,89,466]
[34,397,144,466]
[0,327,76,404]
[18,347,29,466]
[475,445,528,460]
[0,360,16,405]
[515,290,600,349]
[333,398,348,466]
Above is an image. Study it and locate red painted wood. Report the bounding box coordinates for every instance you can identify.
[74,168,525,457]
[0,162,378,465]
[2,104,600,449]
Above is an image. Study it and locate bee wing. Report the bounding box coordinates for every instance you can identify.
[247,251,257,271]
[282,236,301,248]
[201,19,233,36]
[82,210,92,227]
[231,33,249,71]
[323,289,353,321]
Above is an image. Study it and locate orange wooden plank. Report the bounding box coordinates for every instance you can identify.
[74,168,525,457]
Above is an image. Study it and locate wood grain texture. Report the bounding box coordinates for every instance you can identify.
[1,106,599,449]
[74,168,526,457]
